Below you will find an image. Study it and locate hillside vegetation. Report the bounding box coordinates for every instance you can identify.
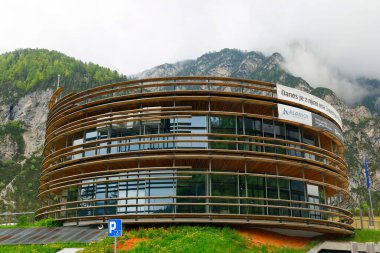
[0,49,127,212]
[0,49,127,103]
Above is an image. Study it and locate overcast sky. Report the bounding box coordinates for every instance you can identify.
[1,0,379,101]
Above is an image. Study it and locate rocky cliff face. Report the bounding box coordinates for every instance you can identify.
[138,48,380,209]
[0,49,127,212]
[0,48,379,213]
[0,88,53,159]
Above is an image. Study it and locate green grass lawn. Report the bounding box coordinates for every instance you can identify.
[83,226,314,253]
[0,217,61,229]
[1,227,379,253]
[0,242,85,253]
[338,229,380,243]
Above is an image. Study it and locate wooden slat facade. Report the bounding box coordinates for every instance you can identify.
[37,76,353,234]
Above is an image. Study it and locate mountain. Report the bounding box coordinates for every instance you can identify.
[138,49,312,92]
[138,48,380,210]
[0,49,127,212]
[356,78,380,114]
[0,48,379,214]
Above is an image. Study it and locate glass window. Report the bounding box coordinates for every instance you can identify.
[175,116,208,149]
[307,184,319,197]
[242,118,263,152]
[263,120,276,153]
[105,180,118,215]
[288,144,303,157]
[302,128,316,146]
[211,174,238,214]
[129,177,146,214]
[263,120,274,138]
[278,179,290,216]
[307,184,321,219]
[83,129,97,157]
[290,180,306,217]
[245,176,266,215]
[267,178,279,215]
[210,116,235,134]
[85,129,97,141]
[72,132,84,160]
[243,118,262,136]
[331,141,340,155]
[147,170,175,213]
[177,174,206,213]
[286,125,300,142]
[97,127,109,155]
[275,122,285,139]
[286,125,302,157]
[302,128,317,160]
[79,180,95,216]
[238,117,244,135]
[210,116,236,150]
[118,178,127,214]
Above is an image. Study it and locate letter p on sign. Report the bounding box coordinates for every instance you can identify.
[108,219,122,237]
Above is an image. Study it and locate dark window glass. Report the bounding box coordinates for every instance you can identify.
[242,118,263,152]
[177,174,206,213]
[302,128,317,160]
[278,179,290,216]
[302,129,316,146]
[267,178,279,215]
[275,122,285,139]
[286,125,302,157]
[211,174,238,214]
[78,180,95,216]
[286,125,300,142]
[274,122,287,155]
[263,120,274,138]
[253,119,262,136]
[263,120,276,153]
[238,117,244,135]
[245,176,266,215]
[105,180,118,215]
[290,180,306,217]
[210,116,235,134]
[210,116,236,150]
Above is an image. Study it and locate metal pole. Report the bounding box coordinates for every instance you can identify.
[114,237,117,253]
[368,187,375,228]
[364,155,375,228]
[359,208,364,229]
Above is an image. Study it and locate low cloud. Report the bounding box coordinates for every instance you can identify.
[281,42,369,104]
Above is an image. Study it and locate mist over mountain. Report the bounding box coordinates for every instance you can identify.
[0,48,379,213]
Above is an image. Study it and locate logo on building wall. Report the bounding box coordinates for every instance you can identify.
[276,84,342,129]
[278,104,312,126]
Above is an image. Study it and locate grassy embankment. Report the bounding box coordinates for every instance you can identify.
[1,226,380,253]
[84,226,315,253]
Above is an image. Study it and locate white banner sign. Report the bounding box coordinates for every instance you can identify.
[278,104,312,126]
[276,84,342,128]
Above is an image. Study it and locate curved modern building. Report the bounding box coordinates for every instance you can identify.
[36,77,353,234]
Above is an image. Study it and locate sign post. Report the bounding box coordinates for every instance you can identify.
[108,219,122,253]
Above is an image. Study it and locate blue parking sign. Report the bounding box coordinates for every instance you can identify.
[108,219,122,237]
